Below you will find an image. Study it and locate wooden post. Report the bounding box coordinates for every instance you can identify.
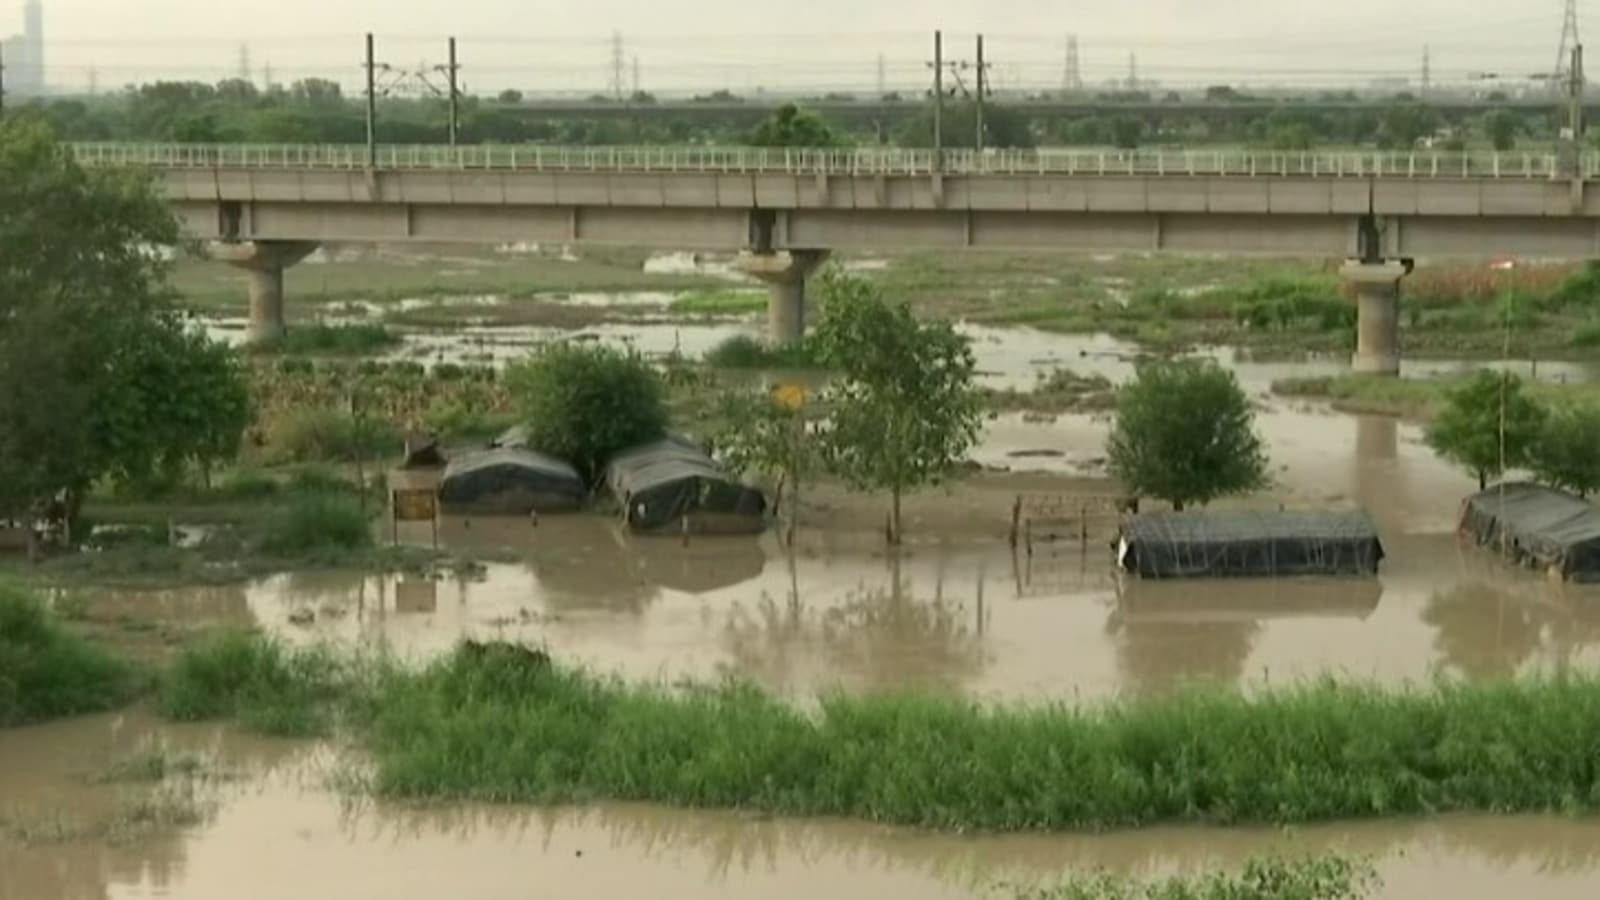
[1009,496,1022,548]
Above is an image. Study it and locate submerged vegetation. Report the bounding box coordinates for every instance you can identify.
[0,583,140,727]
[248,322,402,356]
[159,629,347,737]
[1005,856,1376,900]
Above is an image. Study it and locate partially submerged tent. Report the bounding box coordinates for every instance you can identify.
[604,437,767,534]
[438,448,586,515]
[1460,482,1600,581]
[1117,510,1384,579]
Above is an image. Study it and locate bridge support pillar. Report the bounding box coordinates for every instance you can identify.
[211,241,321,343]
[736,249,831,345]
[1343,261,1410,377]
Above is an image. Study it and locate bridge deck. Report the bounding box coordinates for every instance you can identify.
[69,143,1600,181]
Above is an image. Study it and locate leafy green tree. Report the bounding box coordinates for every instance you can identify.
[1483,110,1518,152]
[1529,403,1600,497]
[893,101,1035,149]
[812,272,983,543]
[748,103,843,147]
[0,120,197,547]
[712,388,818,540]
[506,343,668,481]
[1107,359,1269,510]
[1109,115,1144,150]
[497,89,524,104]
[1426,370,1548,490]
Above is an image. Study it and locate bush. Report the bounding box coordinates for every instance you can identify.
[248,323,401,357]
[1107,358,1269,510]
[1232,279,1352,332]
[0,583,139,727]
[505,343,669,480]
[258,494,372,556]
[703,334,822,370]
[215,467,281,500]
[159,630,344,736]
[265,406,403,464]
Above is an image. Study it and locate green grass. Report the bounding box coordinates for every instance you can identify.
[702,334,823,369]
[263,406,404,464]
[258,494,373,557]
[248,323,402,357]
[0,583,141,727]
[670,289,767,316]
[346,643,1600,831]
[159,629,347,737]
[1273,374,1600,421]
[1007,856,1375,900]
[97,747,214,784]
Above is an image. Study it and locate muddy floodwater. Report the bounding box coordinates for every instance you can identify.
[5,713,1600,900]
[20,296,1600,898]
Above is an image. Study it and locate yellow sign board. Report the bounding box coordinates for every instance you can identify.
[393,489,439,523]
[772,383,806,411]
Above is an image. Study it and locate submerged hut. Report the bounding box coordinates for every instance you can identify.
[1117,510,1384,579]
[1460,482,1600,582]
[438,448,586,515]
[604,437,767,535]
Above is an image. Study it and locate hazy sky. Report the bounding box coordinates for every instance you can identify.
[2,1,1584,94]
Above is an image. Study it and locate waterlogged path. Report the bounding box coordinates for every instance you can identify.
[4,713,1600,900]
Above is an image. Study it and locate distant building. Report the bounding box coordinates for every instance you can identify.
[2,1,44,96]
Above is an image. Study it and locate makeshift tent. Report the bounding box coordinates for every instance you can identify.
[604,437,767,534]
[438,448,586,515]
[1459,482,1600,581]
[1117,510,1384,579]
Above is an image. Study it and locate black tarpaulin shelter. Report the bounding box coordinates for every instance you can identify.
[1118,510,1384,579]
[604,437,767,534]
[438,448,586,515]
[1460,482,1600,581]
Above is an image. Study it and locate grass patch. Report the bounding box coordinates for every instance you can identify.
[258,494,373,558]
[670,289,767,316]
[349,643,1600,831]
[703,335,823,370]
[0,583,141,727]
[3,782,217,846]
[248,323,402,357]
[159,629,346,737]
[1273,374,1600,421]
[1007,856,1376,900]
[263,406,404,464]
[97,746,213,784]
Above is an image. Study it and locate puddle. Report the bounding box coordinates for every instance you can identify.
[4,713,1600,900]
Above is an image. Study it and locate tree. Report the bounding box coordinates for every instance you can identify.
[1529,403,1600,497]
[0,121,210,549]
[506,343,668,481]
[1483,110,1518,152]
[1425,370,1547,490]
[1106,359,1268,510]
[812,272,984,543]
[747,103,843,148]
[497,89,524,105]
[1109,115,1144,150]
[712,388,817,541]
[893,101,1036,149]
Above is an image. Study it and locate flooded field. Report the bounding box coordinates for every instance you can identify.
[5,713,1600,900]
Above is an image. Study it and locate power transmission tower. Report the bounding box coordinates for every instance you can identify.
[877,53,887,97]
[238,43,252,83]
[1421,45,1431,97]
[1064,35,1082,94]
[632,55,641,96]
[440,37,460,146]
[610,31,626,100]
[1557,0,1582,89]
[88,66,98,96]
[1127,52,1139,90]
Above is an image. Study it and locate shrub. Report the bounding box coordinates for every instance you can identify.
[248,323,400,357]
[703,334,821,370]
[265,406,403,464]
[215,467,281,500]
[258,494,372,557]
[159,630,344,736]
[0,583,139,727]
[1108,358,1268,510]
[505,343,669,480]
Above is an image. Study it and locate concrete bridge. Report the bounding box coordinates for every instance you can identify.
[72,142,1600,374]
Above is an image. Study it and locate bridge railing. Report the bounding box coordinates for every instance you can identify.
[68,142,1599,179]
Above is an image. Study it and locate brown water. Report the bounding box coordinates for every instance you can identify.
[4,713,1600,900]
